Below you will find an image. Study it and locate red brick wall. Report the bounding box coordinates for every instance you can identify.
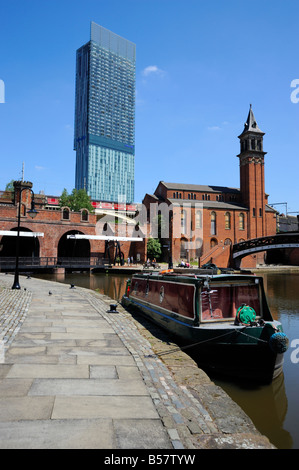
[0,204,146,262]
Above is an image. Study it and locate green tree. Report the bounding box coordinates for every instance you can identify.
[147,237,162,260]
[59,188,94,213]
[5,180,14,191]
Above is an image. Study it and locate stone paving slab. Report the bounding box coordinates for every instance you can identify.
[28,378,149,396]
[51,396,159,420]
[0,273,275,449]
[0,396,54,421]
[0,274,172,449]
[0,419,115,449]
[6,364,90,379]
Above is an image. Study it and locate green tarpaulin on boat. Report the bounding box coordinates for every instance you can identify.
[236,305,256,325]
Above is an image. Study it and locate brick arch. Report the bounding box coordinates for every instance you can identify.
[0,227,40,257]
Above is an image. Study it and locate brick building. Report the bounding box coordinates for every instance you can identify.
[0,181,146,267]
[143,106,277,268]
[0,106,280,269]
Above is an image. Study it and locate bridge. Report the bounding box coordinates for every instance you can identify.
[0,233,144,272]
[232,232,299,268]
[0,256,110,273]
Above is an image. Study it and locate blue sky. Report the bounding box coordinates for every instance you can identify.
[0,0,298,213]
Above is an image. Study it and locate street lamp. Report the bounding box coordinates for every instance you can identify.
[12,185,38,290]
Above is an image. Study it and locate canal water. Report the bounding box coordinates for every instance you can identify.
[34,270,299,449]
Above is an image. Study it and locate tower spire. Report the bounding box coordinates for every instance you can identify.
[240,104,263,136]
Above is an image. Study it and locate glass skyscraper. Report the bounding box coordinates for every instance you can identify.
[74,22,136,203]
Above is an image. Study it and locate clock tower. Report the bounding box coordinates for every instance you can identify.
[237,105,267,239]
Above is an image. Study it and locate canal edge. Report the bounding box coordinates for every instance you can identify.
[82,287,276,449]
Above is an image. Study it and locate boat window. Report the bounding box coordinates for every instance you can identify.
[200,283,261,321]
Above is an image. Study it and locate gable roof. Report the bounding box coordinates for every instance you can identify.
[159,181,240,194]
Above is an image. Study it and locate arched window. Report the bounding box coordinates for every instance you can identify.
[180,238,188,258]
[210,238,218,248]
[195,237,203,257]
[195,210,202,229]
[239,213,245,230]
[62,207,70,220]
[225,212,231,229]
[211,211,216,235]
[181,210,186,234]
[81,209,89,222]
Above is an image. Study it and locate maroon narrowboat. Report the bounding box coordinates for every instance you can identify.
[122,270,289,383]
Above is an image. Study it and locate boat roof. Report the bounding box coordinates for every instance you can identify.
[132,270,260,284]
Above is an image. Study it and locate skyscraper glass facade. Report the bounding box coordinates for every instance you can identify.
[74,22,136,202]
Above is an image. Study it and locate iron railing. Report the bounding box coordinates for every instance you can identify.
[0,257,110,270]
[233,232,299,256]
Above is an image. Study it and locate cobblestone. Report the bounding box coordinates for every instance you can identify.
[0,287,32,355]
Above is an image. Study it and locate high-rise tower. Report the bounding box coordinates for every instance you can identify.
[74,22,136,203]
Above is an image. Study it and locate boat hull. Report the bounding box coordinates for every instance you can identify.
[122,295,284,384]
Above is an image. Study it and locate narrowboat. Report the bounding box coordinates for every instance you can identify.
[122,270,289,383]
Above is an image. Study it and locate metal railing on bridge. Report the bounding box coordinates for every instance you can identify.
[233,232,299,257]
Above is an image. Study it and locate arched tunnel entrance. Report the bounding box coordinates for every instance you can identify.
[57,230,90,259]
[0,227,40,258]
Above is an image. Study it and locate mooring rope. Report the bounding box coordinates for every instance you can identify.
[117,298,269,358]
[155,329,241,357]
[154,326,270,357]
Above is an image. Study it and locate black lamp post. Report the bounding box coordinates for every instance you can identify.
[12,186,38,290]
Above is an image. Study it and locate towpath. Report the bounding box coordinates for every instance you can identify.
[0,273,274,449]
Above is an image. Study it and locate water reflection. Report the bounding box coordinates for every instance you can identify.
[34,270,299,449]
[213,272,299,449]
[211,369,292,449]
[36,272,129,301]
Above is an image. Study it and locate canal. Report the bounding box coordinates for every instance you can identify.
[35,270,299,449]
